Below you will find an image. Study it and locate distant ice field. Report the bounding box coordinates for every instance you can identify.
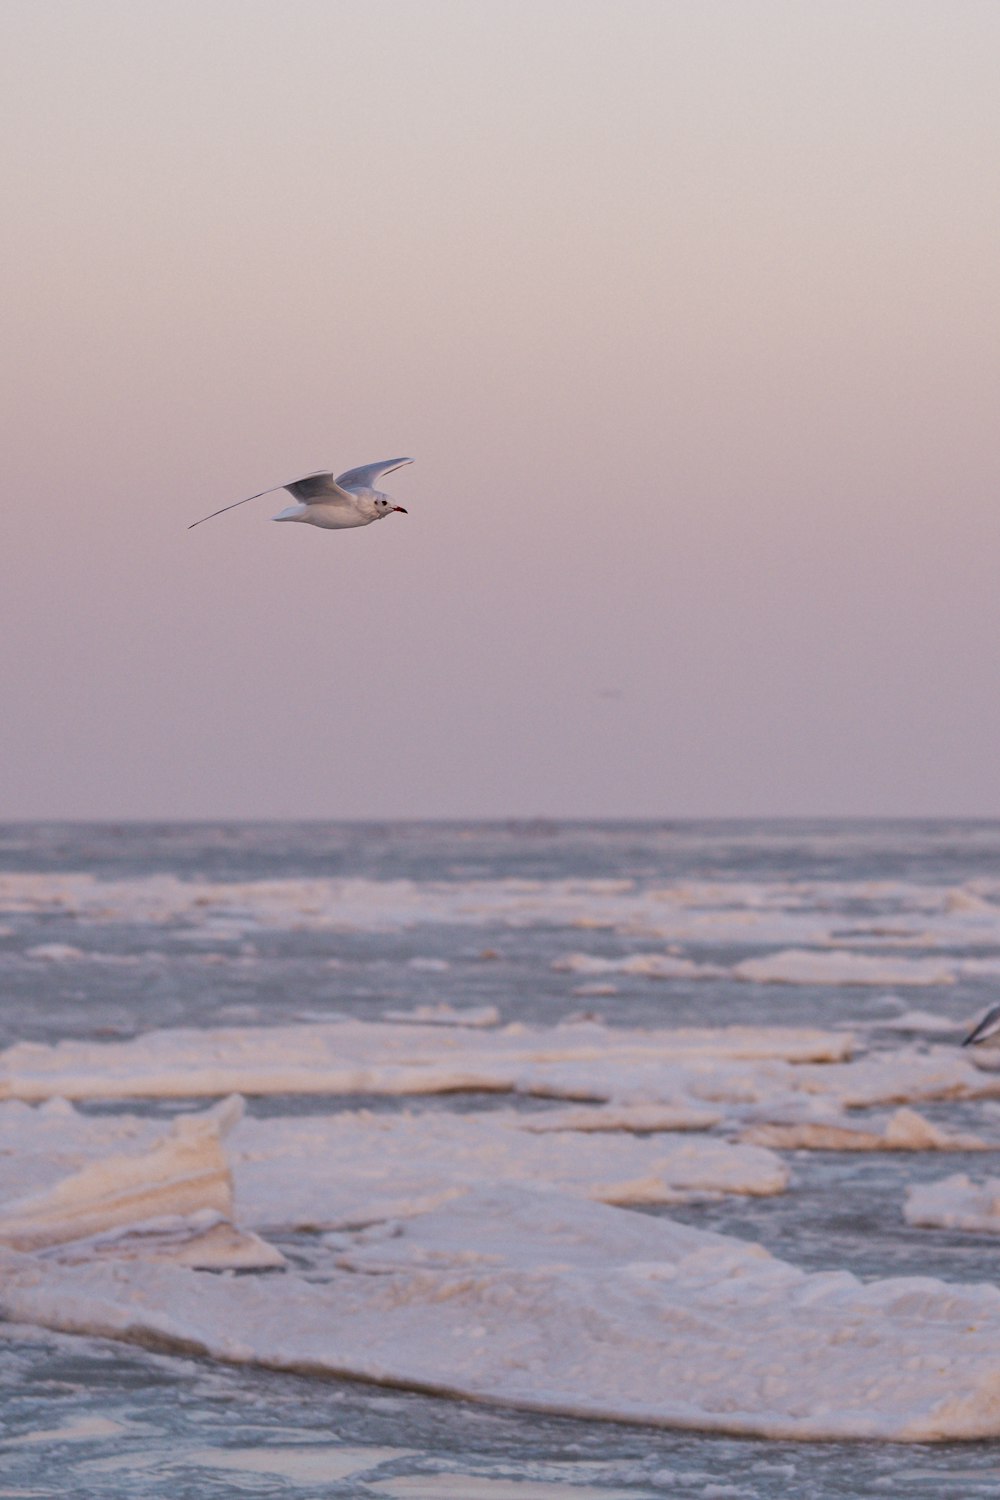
[4,822,1000,1496]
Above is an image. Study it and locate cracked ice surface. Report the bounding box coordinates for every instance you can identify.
[2,1014,1000,1439]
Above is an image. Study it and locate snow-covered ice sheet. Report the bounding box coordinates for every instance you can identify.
[6,1185,1000,1441]
[556,948,965,987]
[5,999,1000,1446]
[0,1018,853,1102]
[502,1045,1000,1121]
[733,950,958,987]
[519,1103,723,1133]
[0,1097,788,1230]
[741,1106,991,1152]
[40,1212,285,1270]
[7,1023,998,1155]
[0,1096,281,1270]
[867,1009,964,1036]
[229,1108,788,1226]
[771,1049,1000,1107]
[553,953,725,982]
[0,1102,238,1250]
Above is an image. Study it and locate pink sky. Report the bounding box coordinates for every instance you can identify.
[2,0,1000,818]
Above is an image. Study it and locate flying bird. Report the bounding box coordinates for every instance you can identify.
[188,458,413,531]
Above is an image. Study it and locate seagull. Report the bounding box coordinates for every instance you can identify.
[188,458,412,531]
[962,1004,1000,1047]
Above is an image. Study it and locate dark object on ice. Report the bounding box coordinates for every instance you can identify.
[962,1004,1000,1047]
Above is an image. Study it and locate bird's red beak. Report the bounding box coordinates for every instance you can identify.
[393,505,408,514]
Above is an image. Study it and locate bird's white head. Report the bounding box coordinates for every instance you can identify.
[373,490,408,519]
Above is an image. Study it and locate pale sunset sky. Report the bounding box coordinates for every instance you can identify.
[2,0,999,819]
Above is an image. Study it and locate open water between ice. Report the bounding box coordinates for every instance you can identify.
[3,821,1000,1496]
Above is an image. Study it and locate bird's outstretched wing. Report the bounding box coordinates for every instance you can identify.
[187,471,350,529]
[335,457,413,491]
[284,472,355,503]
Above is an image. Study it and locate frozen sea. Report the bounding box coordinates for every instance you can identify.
[4,820,1000,1496]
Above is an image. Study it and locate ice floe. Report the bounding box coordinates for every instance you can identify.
[733,950,959,987]
[905,1173,1000,1232]
[553,953,724,981]
[38,1210,285,1270]
[7,1414,130,1445]
[7,1184,1000,1440]
[868,1009,962,1036]
[556,948,967,988]
[6,871,1000,955]
[2,1013,1000,1440]
[0,1095,280,1269]
[22,943,88,962]
[382,1003,500,1027]
[777,1049,1000,1108]
[229,1108,788,1227]
[740,1106,991,1152]
[174,1445,415,1484]
[7,1021,1000,1147]
[0,1018,853,1103]
[0,1100,237,1250]
[0,1095,788,1229]
[519,1102,723,1133]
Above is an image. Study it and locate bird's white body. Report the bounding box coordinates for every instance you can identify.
[188,459,412,533]
[273,487,389,529]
